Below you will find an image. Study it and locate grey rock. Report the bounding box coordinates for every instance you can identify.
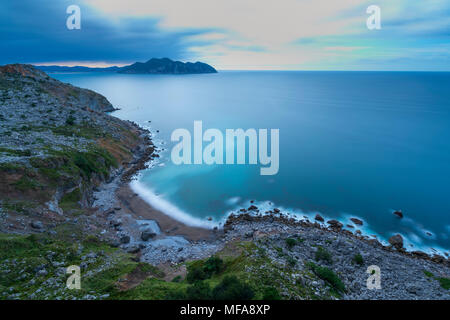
[141,230,156,241]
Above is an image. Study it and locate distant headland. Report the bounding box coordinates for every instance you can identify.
[35,58,218,74]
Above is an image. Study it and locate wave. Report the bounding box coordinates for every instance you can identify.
[130,179,218,229]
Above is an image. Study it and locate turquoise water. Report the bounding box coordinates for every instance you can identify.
[53,71,450,253]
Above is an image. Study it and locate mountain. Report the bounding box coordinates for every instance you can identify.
[118,58,217,74]
[35,65,121,73]
[34,58,217,74]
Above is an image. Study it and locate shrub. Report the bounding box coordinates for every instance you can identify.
[204,256,223,276]
[438,277,450,290]
[423,270,434,278]
[165,289,187,300]
[171,275,182,283]
[352,254,364,266]
[286,256,296,267]
[422,270,449,290]
[285,238,297,249]
[212,275,254,300]
[308,262,345,294]
[315,246,332,264]
[65,115,76,126]
[262,287,281,300]
[186,281,212,300]
[13,176,39,191]
[186,265,207,283]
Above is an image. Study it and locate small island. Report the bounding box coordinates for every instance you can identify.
[118,58,217,74]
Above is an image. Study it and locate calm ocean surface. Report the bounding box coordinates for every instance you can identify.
[53,71,450,253]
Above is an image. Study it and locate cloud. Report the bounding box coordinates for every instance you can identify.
[0,0,216,65]
[1,0,449,70]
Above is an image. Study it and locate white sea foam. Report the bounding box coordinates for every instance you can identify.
[225,197,241,206]
[130,180,218,229]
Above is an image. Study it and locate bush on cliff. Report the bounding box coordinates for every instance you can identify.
[212,275,254,300]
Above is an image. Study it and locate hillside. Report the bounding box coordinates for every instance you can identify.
[0,64,153,233]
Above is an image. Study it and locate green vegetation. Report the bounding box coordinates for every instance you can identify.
[285,238,297,249]
[212,275,254,300]
[187,256,224,283]
[438,278,450,290]
[352,254,364,266]
[0,231,141,300]
[65,115,76,126]
[423,270,450,290]
[286,255,297,267]
[203,256,224,276]
[423,270,434,278]
[59,188,82,211]
[13,176,40,191]
[315,246,333,264]
[185,281,212,300]
[262,286,281,300]
[186,265,208,283]
[307,262,345,295]
[0,200,33,214]
[0,147,31,157]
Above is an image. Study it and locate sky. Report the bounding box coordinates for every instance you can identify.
[0,0,449,70]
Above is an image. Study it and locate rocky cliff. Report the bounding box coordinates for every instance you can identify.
[0,64,153,233]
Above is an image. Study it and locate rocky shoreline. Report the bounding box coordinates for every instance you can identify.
[1,64,448,300]
[95,116,449,299]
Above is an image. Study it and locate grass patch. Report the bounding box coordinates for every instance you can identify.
[59,188,82,211]
[315,246,333,264]
[307,262,345,295]
[13,176,40,191]
[0,147,31,157]
[423,270,450,290]
[352,254,364,266]
[285,238,297,249]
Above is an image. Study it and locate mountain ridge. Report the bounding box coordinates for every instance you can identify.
[35,58,217,74]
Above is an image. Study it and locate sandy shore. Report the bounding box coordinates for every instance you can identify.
[115,184,217,242]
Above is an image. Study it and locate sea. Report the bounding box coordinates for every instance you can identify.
[52,71,450,254]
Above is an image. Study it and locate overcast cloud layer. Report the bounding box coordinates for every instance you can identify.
[1,0,449,70]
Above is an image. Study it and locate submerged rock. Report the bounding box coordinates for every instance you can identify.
[393,210,403,218]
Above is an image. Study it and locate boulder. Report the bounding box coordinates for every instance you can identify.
[393,210,403,218]
[30,221,43,229]
[327,220,343,230]
[141,230,156,241]
[126,246,140,254]
[120,235,130,244]
[350,218,363,225]
[314,214,324,222]
[388,234,403,249]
